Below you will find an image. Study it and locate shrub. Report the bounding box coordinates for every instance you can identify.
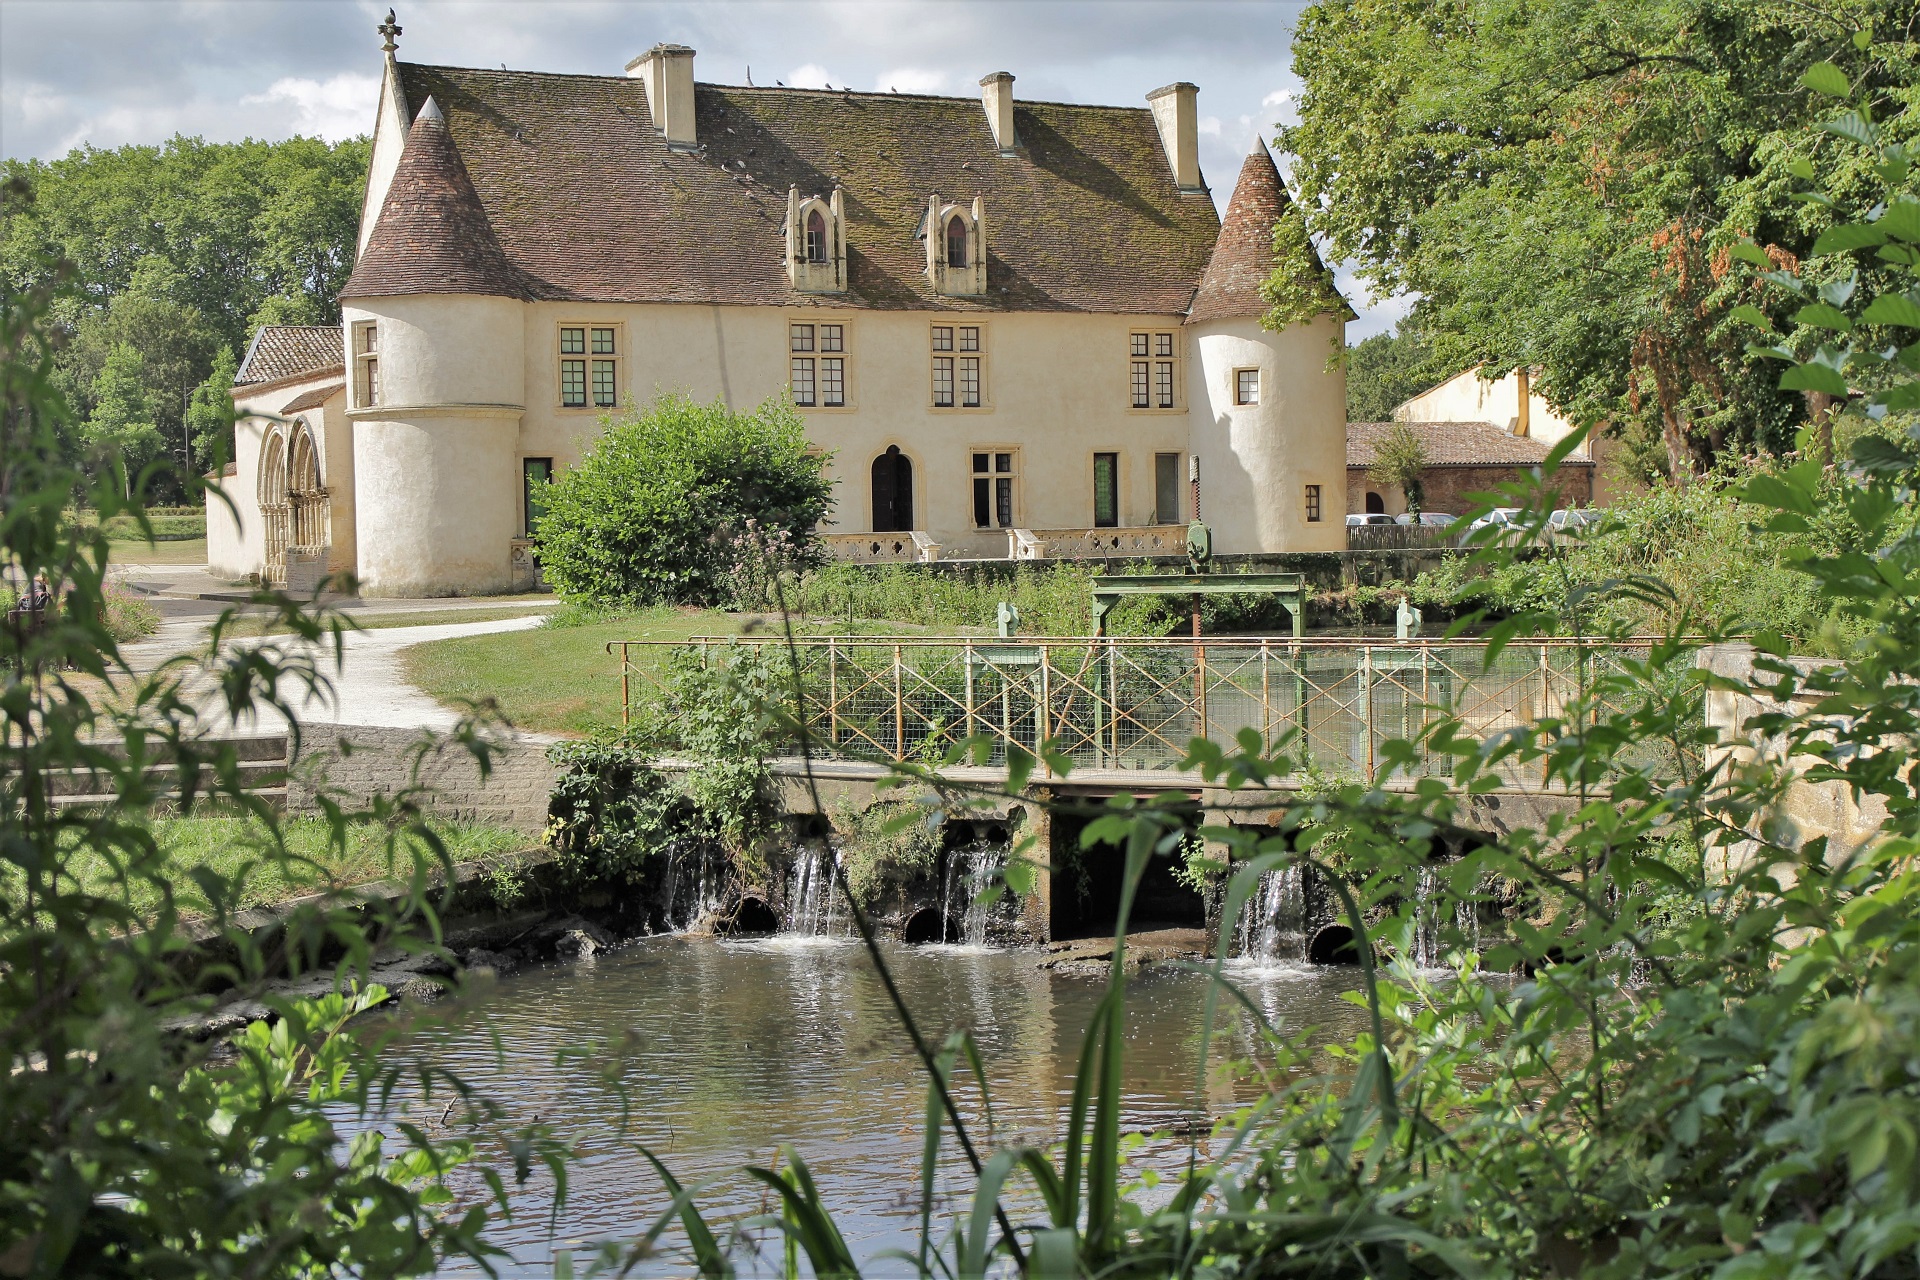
[534,393,832,608]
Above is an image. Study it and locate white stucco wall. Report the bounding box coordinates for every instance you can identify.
[1186,315,1347,554]
[1398,366,1577,449]
[328,293,1345,595]
[514,303,1198,549]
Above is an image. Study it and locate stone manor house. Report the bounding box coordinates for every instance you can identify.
[210,25,1585,597]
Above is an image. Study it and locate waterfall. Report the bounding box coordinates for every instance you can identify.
[959,842,1005,947]
[1409,863,1480,969]
[786,841,839,936]
[933,840,1007,947]
[661,838,725,932]
[1235,866,1308,964]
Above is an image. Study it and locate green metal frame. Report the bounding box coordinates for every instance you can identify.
[1089,572,1307,637]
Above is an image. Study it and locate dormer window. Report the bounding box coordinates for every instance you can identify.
[786,187,846,293]
[806,209,828,264]
[925,195,987,296]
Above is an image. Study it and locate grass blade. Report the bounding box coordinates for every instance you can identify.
[959,1147,1027,1278]
[632,1142,733,1277]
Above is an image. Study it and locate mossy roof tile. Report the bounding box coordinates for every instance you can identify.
[362,64,1223,313]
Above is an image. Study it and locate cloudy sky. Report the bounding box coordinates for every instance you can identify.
[0,0,1404,335]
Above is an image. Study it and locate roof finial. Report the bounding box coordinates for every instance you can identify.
[378,8,402,54]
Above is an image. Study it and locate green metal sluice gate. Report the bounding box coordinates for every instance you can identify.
[608,637,1645,787]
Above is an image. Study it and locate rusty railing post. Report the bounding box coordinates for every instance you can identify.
[1362,645,1375,782]
[828,639,839,750]
[1540,644,1552,788]
[964,642,977,746]
[619,641,630,728]
[1260,638,1271,751]
[1196,640,1209,742]
[893,643,905,761]
[1039,642,1052,777]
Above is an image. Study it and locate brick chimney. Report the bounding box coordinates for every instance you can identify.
[626,43,697,151]
[1146,81,1202,194]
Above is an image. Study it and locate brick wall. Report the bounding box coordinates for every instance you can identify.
[288,725,557,835]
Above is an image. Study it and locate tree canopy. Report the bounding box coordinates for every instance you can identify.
[1,134,367,492]
[1346,325,1438,422]
[1272,0,1919,479]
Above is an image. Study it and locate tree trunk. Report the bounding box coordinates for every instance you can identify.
[1804,391,1838,462]
[1661,407,1694,487]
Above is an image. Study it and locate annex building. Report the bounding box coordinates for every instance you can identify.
[211,21,1359,596]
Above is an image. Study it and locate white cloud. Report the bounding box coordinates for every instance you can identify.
[240,73,380,141]
[874,66,948,95]
[785,62,833,89]
[1197,115,1221,137]
[1261,88,1293,108]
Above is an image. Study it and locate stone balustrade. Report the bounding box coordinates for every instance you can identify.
[821,530,942,563]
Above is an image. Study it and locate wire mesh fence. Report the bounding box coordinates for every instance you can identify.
[610,637,1646,787]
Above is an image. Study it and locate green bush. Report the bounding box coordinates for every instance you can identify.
[535,393,832,608]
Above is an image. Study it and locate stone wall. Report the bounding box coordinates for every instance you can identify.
[1699,644,1888,862]
[288,725,557,835]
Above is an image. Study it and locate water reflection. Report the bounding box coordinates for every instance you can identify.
[398,937,1370,1274]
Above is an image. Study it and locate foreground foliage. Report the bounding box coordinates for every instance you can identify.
[2,236,554,1275]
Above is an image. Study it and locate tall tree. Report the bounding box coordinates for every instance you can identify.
[1270,0,1919,480]
[82,344,165,495]
[1347,325,1437,421]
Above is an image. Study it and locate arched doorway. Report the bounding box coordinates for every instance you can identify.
[258,422,329,589]
[287,424,329,554]
[871,446,913,532]
[259,432,290,587]
[1365,491,1386,515]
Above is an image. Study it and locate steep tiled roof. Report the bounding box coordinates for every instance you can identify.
[354,64,1222,313]
[235,326,342,386]
[1346,421,1595,468]
[1189,139,1289,323]
[342,97,538,300]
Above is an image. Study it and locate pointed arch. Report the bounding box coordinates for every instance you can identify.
[946,214,969,267]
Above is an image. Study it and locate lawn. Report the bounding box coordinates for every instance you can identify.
[402,606,930,737]
[109,536,208,566]
[53,814,533,918]
[403,606,745,737]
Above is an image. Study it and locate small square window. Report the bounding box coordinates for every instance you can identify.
[1305,484,1323,523]
[932,326,953,352]
[820,324,843,352]
[1130,333,1148,358]
[995,452,1012,473]
[958,326,979,352]
[790,324,814,352]
[1236,368,1260,406]
[1155,333,1173,358]
[591,327,616,355]
[973,452,989,474]
[560,327,585,355]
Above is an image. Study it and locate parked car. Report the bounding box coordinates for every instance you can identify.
[1466,507,1523,531]
[1394,512,1458,527]
[1548,508,1604,542]
[1346,513,1398,527]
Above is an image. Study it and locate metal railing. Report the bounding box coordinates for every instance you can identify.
[608,636,1644,788]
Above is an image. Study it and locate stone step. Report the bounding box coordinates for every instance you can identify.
[41,758,287,798]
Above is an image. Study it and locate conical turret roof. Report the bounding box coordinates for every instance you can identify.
[1188,136,1342,324]
[342,97,535,300]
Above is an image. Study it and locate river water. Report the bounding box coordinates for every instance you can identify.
[392,934,1370,1275]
